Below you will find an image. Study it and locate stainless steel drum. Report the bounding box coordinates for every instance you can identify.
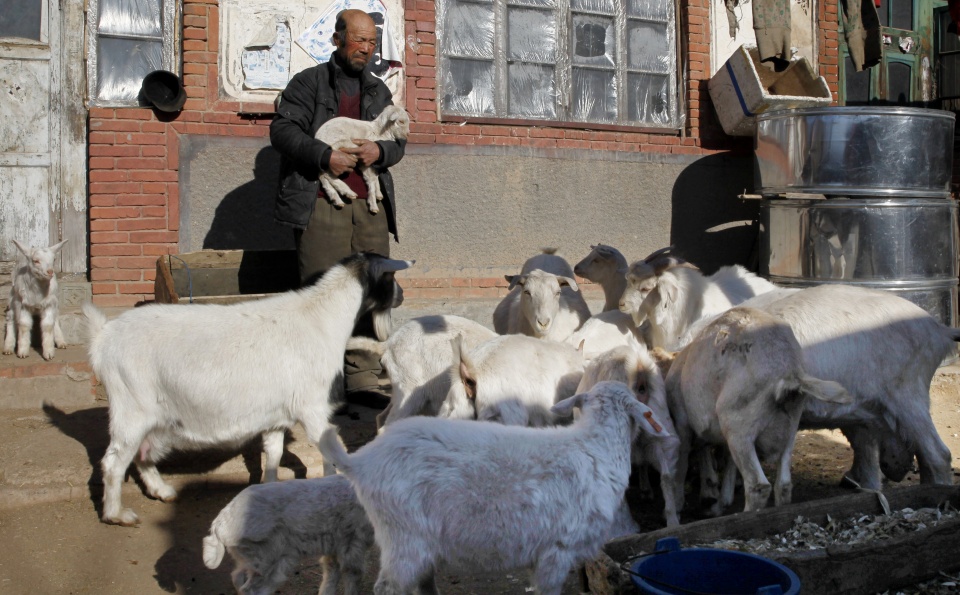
[760,198,959,361]
[755,107,956,198]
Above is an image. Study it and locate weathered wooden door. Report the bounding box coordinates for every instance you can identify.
[0,0,87,274]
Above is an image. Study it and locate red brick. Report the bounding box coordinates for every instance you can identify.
[115,157,166,170]
[90,182,141,195]
[116,256,162,269]
[89,170,128,182]
[89,157,115,169]
[118,194,168,206]
[91,269,142,282]
[143,244,178,256]
[92,282,119,295]
[92,120,142,132]
[119,282,155,294]
[90,220,116,232]
[117,218,169,231]
[89,145,140,157]
[90,244,142,257]
[129,230,179,243]
[90,206,141,219]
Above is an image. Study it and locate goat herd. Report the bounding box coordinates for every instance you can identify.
[5,242,959,595]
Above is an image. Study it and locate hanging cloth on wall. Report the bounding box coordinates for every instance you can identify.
[753,0,792,65]
[725,0,741,37]
[841,0,883,71]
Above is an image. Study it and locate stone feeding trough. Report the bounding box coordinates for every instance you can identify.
[585,484,960,594]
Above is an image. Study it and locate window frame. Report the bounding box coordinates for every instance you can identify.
[435,0,682,130]
[85,0,181,108]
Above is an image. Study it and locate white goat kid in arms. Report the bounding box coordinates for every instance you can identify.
[314,105,411,215]
[3,239,68,360]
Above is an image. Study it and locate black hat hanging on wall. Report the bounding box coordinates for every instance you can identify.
[141,70,187,112]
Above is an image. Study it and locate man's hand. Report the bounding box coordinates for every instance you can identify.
[328,150,358,176]
[341,139,382,168]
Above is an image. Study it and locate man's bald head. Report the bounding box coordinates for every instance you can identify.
[333,10,378,73]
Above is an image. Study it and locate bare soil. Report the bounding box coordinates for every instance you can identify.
[1,370,959,595]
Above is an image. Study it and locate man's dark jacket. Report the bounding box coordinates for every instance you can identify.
[270,59,405,240]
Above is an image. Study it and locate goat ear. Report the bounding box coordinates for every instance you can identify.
[629,400,669,437]
[642,245,674,263]
[577,339,585,353]
[551,392,585,416]
[372,257,413,277]
[12,239,29,257]
[49,239,68,253]
[507,274,527,290]
[658,275,679,305]
[558,276,579,292]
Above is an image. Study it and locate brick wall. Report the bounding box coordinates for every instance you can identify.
[87,0,842,306]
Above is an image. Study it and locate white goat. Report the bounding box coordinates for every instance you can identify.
[665,307,852,514]
[3,239,68,360]
[350,315,498,430]
[202,474,374,595]
[83,252,411,526]
[573,244,629,312]
[565,309,644,362]
[493,249,592,342]
[620,261,779,350]
[314,105,411,214]
[441,333,584,426]
[317,380,669,595]
[727,284,959,490]
[576,339,682,527]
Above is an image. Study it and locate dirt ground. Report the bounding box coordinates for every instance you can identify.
[1,370,959,594]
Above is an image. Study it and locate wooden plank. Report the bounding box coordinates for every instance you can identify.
[154,256,178,304]
[773,518,960,594]
[153,250,299,303]
[604,484,960,561]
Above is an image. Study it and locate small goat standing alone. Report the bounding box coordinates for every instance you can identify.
[3,239,68,360]
[314,105,411,214]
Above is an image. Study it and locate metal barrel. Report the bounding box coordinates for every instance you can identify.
[755,107,956,198]
[760,197,959,363]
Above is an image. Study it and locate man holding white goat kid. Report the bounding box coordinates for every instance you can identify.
[270,9,407,397]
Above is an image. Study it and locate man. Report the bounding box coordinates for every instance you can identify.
[271,9,405,395]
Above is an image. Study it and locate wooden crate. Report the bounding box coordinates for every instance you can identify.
[154,250,299,305]
[587,484,960,595]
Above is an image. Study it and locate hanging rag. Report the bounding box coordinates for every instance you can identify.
[753,0,791,64]
[841,0,882,71]
[725,0,741,38]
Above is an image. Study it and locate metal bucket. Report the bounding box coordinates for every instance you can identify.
[761,197,959,362]
[755,107,956,198]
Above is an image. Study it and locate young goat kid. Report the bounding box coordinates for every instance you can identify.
[3,239,68,360]
[84,252,411,526]
[202,475,374,595]
[318,380,669,595]
[314,105,411,214]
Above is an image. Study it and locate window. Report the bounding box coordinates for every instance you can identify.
[436,0,679,128]
[86,0,179,106]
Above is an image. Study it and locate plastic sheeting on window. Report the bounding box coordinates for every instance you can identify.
[96,37,163,101]
[98,0,162,36]
[437,0,679,128]
[509,63,557,117]
[87,0,177,107]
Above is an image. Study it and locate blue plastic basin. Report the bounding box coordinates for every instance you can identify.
[628,537,801,595]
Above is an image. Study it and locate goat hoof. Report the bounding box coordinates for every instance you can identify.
[42,352,54,360]
[151,485,178,502]
[103,509,140,526]
[2,349,11,355]
[16,351,28,359]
